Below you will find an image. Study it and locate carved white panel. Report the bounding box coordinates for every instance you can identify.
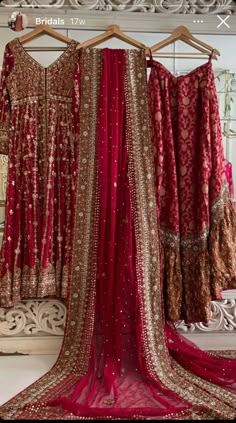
[0,297,235,353]
[0,300,66,336]
[175,299,236,333]
[0,155,8,201]
[0,0,235,14]
[0,297,235,338]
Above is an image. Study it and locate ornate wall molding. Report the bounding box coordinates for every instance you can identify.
[1,7,236,34]
[176,299,236,333]
[0,298,235,353]
[0,155,8,201]
[0,300,66,337]
[0,0,235,14]
[0,296,235,338]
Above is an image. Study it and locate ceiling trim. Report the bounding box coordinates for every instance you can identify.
[0,8,236,34]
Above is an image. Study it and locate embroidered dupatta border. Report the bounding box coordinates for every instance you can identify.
[0,48,103,420]
[124,50,236,420]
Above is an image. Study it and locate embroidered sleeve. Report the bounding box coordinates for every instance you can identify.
[0,45,13,155]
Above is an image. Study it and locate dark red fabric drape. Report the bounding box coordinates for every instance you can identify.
[47,49,193,418]
[45,50,236,419]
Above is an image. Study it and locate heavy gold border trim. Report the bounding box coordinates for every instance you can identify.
[125,49,236,420]
[0,48,103,420]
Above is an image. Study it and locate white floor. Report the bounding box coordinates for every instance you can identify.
[0,355,57,406]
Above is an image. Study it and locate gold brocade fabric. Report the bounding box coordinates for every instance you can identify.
[161,188,236,323]
[210,188,236,295]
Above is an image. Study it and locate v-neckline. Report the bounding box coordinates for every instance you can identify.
[16,38,76,71]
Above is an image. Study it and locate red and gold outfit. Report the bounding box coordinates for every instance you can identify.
[149,60,236,323]
[0,39,79,306]
[0,48,235,420]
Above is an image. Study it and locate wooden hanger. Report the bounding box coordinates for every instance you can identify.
[150,26,220,60]
[19,24,74,51]
[76,24,147,50]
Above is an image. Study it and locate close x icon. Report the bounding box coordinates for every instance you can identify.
[217,15,231,28]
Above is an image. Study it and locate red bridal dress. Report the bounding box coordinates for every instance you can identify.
[0,39,79,306]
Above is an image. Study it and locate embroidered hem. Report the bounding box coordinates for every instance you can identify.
[0,263,69,307]
[161,187,236,323]
[0,123,8,155]
[210,193,236,297]
[162,244,183,321]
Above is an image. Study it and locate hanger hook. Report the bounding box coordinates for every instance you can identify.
[209,48,215,62]
[107,24,120,33]
[147,47,153,60]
